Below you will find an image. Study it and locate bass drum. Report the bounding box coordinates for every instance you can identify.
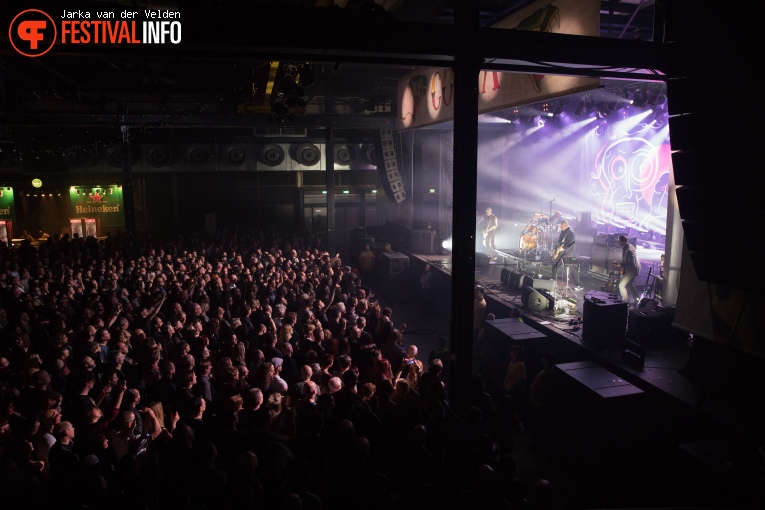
[520,233,537,251]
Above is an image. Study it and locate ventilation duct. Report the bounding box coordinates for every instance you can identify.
[258,144,286,167]
[146,145,173,168]
[333,143,356,166]
[290,143,321,167]
[186,145,211,166]
[222,144,247,166]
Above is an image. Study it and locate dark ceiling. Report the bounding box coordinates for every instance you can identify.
[0,0,659,151]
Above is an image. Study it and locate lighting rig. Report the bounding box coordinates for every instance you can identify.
[269,62,314,125]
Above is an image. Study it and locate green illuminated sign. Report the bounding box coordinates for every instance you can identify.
[69,186,125,227]
[0,188,15,221]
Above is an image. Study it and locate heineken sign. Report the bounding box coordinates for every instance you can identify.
[0,188,15,222]
[69,186,125,227]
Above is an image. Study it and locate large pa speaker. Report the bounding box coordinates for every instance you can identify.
[377,128,406,203]
[381,251,409,275]
[582,291,628,349]
[522,286,553,312]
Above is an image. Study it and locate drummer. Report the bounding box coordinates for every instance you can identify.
[548,211,563,230]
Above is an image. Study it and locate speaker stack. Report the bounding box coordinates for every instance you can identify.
[582,290,628,349]
[377,129,406,203]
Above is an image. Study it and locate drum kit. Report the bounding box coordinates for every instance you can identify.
[519,213,555,259]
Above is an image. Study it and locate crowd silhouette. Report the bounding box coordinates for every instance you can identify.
[0,229,559,510]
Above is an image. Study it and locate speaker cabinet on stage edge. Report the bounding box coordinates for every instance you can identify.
[582,291,628,349]
[522,286,555,312]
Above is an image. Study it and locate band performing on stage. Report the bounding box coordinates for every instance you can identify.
[479,203,651,309]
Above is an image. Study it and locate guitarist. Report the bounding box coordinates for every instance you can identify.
[617,234,641,308]
[552,220,580,289]
[480,207,498,261]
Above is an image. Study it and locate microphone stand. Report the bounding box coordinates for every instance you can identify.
[548,197,555,259]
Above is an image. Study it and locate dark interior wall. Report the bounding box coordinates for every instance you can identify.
[413,131,445,230]
[140,170,375,236]
[14,194,71,237]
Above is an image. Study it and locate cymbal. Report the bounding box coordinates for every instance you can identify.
[533,213,548,218]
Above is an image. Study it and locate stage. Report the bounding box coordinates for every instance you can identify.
[402,246,701,411]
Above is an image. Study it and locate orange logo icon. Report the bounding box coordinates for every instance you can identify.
[9,9,57,57]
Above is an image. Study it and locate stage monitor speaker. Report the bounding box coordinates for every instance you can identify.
[519,274,534,289]
[508,270,523,290]
[476,253,491,267]
[500,267,512,284]
[582,291,628,349]
[522,286,554,312]
[532,278,556,292]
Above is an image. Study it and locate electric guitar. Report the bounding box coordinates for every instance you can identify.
[482,224,496,241]
[553,243,565,262]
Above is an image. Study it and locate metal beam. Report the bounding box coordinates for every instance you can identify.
[0,113,400,129]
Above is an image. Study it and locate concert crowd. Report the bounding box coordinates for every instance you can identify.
[0,229,559,510]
